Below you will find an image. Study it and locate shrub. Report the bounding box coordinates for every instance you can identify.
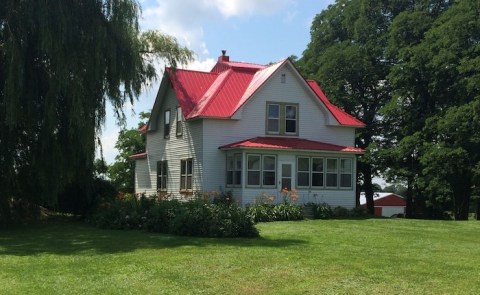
[89,195,259,238]
[246,190,304,223]
[308,202,333,219]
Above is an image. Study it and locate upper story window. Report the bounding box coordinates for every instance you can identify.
[176,106,183,136]
[267,104,280,133]
[266,102,298,136]
[164,109,171,138]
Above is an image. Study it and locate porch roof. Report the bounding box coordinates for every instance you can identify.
[129,152,147,159]
[219,137,365,154]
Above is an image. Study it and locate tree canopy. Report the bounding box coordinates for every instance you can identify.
[107,112,149,193]
[299,0,479,219]
[0,0,192,224]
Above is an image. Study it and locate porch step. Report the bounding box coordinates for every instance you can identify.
[302,206,315,219]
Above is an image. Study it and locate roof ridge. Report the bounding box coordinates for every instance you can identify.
[166,67,218,75]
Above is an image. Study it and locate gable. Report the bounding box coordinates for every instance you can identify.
[146,55,364,130]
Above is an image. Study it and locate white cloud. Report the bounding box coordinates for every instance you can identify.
[208,0,292,18]
[184,58,217,72]
[139,0,294,60]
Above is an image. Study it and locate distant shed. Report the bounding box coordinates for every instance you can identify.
[360,192,406,217]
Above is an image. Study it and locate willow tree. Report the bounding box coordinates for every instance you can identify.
[0,0,192,222]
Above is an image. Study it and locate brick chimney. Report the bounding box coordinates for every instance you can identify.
[218,50,229,62]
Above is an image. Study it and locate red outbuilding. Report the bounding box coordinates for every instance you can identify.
[360,192,406,217]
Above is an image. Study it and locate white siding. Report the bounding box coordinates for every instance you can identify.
[135,87,204,198]
[134,158,152,194]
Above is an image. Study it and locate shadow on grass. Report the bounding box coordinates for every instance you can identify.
[0,220,307,256]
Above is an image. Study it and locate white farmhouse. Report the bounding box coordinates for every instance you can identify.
[131,52,365,208]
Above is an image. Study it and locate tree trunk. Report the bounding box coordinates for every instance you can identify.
[363,168,374,215]
[405,177,414,218]
[476,198,480,221]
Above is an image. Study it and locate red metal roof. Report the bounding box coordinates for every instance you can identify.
[307,80,365,127]
[129,152,147,159]
[164,58,364,127]
[219,137,365,153]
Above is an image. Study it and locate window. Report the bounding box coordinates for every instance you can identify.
[247,155,261,186]
[267,104,280,133]
[226,154,242,186]
[326,158,338,187]
[297,157,352,189]
[340,159,352,188]
[180,158,193,191]
[263,155,276,186]
[247,154,276,187]
[297,157,324,188]
[281,73,286,84]
[312,157,324,187]
[266,102,298,135]
[285,105,297,134]
[164,109,171,138]
[297,157,310,187]
[176,106,183,136]
[156,161,168,191]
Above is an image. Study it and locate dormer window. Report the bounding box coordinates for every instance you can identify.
[266,102,298,136]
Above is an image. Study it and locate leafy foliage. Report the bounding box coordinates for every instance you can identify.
[0,1,193,224]
[88,195,259,238]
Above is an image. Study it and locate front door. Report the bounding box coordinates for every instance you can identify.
[279,162,294,191]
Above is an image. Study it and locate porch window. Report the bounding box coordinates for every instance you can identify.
[326,158,338,187]
[297,157,324,188]
[226,154,242,186]
[164,109,171,138]
[310,157,323,187]
[247,154,276,187]
[340,158,352,188]
[157,161,168,191]
[176,106,183,136]
[247,155,261,186]
[297,157,310,187]
[180,158,193,191]
[262,155,276,186]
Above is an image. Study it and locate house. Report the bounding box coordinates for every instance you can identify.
[131,51,365,208]
[360,192,406,217]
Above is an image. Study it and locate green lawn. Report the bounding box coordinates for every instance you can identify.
[1,218,479,295]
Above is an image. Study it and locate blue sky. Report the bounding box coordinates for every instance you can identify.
[100,0,336,163]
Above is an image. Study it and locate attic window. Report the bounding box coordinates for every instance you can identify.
[281,73,286,84]
[164,109,171,138]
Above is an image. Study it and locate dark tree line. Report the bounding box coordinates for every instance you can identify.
[0,0,192,225]
[298,0,480,220]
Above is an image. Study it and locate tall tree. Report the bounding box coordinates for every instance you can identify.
[0,0,192,223]
[298,0,407,213]
[383,0,477,219]
[108,112,149,192]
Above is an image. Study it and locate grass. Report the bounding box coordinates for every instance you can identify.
[1,218,479,294]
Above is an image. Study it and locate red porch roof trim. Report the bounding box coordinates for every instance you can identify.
[129,152,147,159]
[219,137,365,154]
[138,124,148,134]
